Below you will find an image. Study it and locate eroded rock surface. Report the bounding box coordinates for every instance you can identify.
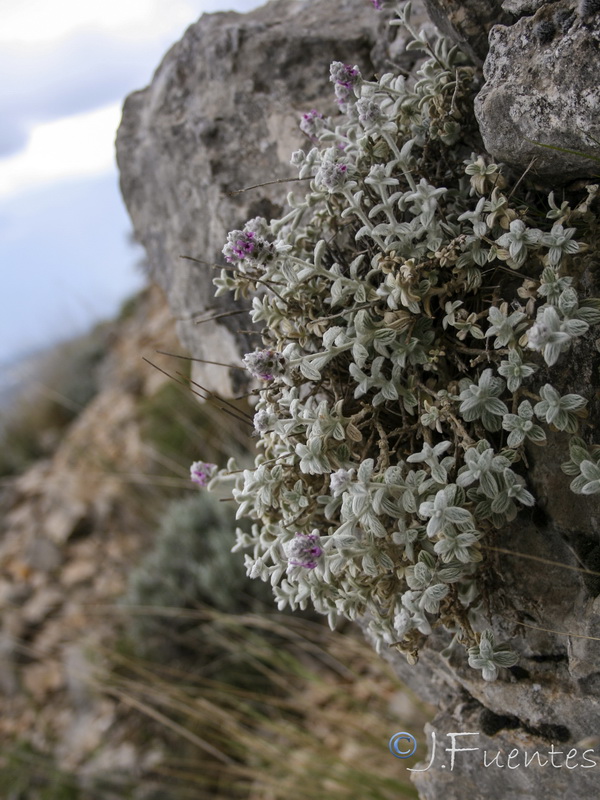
[475,2,600,179]
[421,0,513,61]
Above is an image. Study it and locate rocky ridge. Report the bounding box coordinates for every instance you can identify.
[0,285,182,782]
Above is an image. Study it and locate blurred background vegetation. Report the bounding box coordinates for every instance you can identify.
[0,323,110,478]
[0,290,432,799]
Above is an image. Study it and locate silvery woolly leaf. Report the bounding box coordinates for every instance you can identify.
[357,458,375,483]
[526,425,547,444]
[364,512,387,538]
[580,460,600,482]
[558,287,579,316]
[480,471,499,497]
[575,306,600,325]
[430,463,448,484]
[444,506,472,524]
[562,460,583,477]
[569,440,591,464]
[560,393,587,412]
[491,492,511,515]
[322,326,344,348]
[402,492,418,513]
[418,549,437,570]
[506,429,525,448]
[351,491,370,518]
[352,342,370,367]
[313,239,327,268]
[421,583,449,613]
[438,564,467,582]
[377,552,395,571]
[379,382,399,401]
[299,360,321,381]
[485,397,510,416]
[581,481,600,495]
[374,328,398,345]
[562,319,589,337]
[491,648,519,667]
[362,554,378,577]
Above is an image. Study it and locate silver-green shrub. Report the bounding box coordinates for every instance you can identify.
[202,3,600,679]
[123,493,270,656]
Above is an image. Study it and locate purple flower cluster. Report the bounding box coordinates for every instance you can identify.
[243,348,287,381]
[222,228,275,265]
[356,97,384,128]
[285,532,323,569]
[223,230,257,263]
[315,160,349,193]
[190,461,217,487]
[330,61,362,109]
[330,62,361,88]
[300,109,325,142]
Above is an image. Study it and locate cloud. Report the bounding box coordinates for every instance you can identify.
[0,104,122,199]
[0,0,265,158]
[0,32,171,158]
[0,0,207,45]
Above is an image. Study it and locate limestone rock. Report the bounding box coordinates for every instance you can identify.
[411,712,600,799]
[421,0,513,62]
[501,0,546,14]
[475,3,600,179]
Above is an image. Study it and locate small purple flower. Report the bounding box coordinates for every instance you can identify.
[315,160,349,193]
[330,62,361,89]
[243,348,287,381]
[190,461,217,487]
[300,109,325,142]
[370,0,382,8]
[330,61,362,109]
[356,97,384,128]
[285,532,323,569]
[329,468,355,497]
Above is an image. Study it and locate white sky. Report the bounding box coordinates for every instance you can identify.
[0,0,212,44]
[0,0,261,198]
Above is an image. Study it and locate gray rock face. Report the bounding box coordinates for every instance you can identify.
[117,0,410,394]
[475,2,600,180]
[421,0,513,62]
[370,494,600,797]
[502,0,546,15]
